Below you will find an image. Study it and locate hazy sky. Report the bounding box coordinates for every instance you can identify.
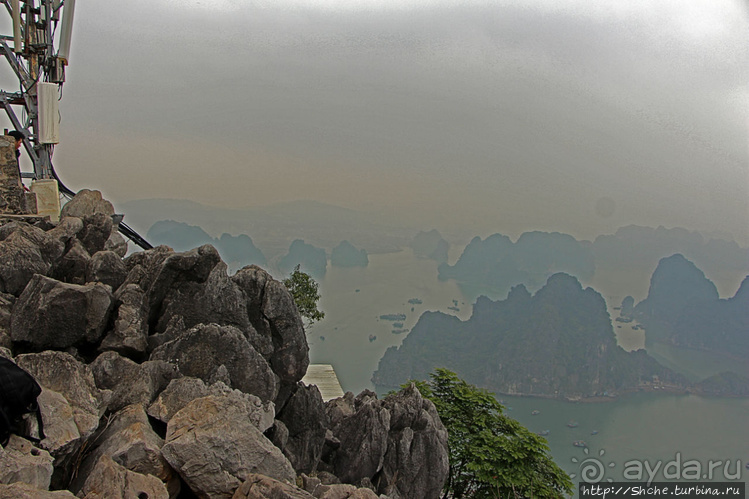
[6,0,748,242]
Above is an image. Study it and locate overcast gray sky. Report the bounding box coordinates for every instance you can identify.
[11,0,749,242]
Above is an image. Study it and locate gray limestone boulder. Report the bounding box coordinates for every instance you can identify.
[144,245,221,324]
[46,217,84,248]
[325,391,390,485]
[98,284,149,357]
[147,377,274,431]
[376,384,449,499]
[0,223,63,295]
[232,266,309,398]
[0,292,14,350]
[233,474,315,499]
[85,250,127,290]
[277,382,328,474]
[15,351,109,444]
[60,189,115,219]
[150,323,279,403]
[77,212,114,256]
[154,260,254,337]
[162,395,296,497]
[36,389,83,458]
[10,275,113,350]
[78,454,169,499]
[90,351,179,413]
[0,482,75,498]
[51,238,90,285]
[71,404,175,495]
[104,231,128,258]
[315,484,380,499]
[0,434,54,490]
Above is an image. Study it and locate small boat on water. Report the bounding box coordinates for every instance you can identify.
[537,430,550,436]
[531,410,540,415]
[591,430,599,435]
[573,440,587,448]
[567,421,578,428]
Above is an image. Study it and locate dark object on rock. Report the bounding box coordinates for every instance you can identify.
[0,356,44,446]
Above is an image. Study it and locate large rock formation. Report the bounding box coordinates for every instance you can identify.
[438,231,595,298]
[634,254,749,361]
[374,273,690,399]
[0,190,448,498]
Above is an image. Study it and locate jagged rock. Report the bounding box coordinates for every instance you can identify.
[79,454,169,499]
[162,395,296,497]
[37,389,81,458]
[232,265,308,388]
[233,474,315,499]
[90,351,179,413]
[98,284,149,357]
[277,382,328,474]
[71,404,174,495]
[0,292,14,349]
[267,420,290,452]
[60,189,115,219]
[154,260,254,337]
[16,351,109,444]
[301,474,322,494]
[86,250,127,290]
[52,238,90,284]
[78,212,114,256]
[0,223,63,295]
[46,217,83,247]
[104,231,128,258]
[145,245,221,324]
[315,483,379,499]
[10,275,113,350]
[0,482,75,498]
[147,377,274,431]
[150,323,279,402]
[146,314,185,354]
[376,384,449,498]
[316,472,341,485]
[0,434,54,489]
[325,391,390,485]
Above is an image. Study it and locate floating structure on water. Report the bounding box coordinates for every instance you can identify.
[301,364,345,402]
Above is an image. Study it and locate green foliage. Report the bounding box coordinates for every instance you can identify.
[407,369,573,499]
[283,264,325,325]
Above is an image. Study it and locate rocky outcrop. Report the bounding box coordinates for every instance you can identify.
[161,395,296,497]
[320,388,449,497]
[0,190,448,498]
[150,323,279,402]
[330,240,368,268]
[0,435,54,490]
[11,275,113,350]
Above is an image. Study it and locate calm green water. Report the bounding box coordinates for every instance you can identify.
[309,251,748,486]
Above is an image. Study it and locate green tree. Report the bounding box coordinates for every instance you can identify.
[283,264,325,325]
[407,369,572,499]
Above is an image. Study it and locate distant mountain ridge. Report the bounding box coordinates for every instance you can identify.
[373,273,691,400]
[631,254,749,361]
[437,226,749,300]
[119,198,413,258]
[147,220,266,273]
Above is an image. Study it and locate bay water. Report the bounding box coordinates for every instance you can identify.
[309,250,748,486]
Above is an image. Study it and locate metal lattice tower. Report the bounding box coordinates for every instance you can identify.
[0,0,75,180]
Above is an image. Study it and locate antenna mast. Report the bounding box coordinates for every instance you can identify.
[0,0,75,180]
